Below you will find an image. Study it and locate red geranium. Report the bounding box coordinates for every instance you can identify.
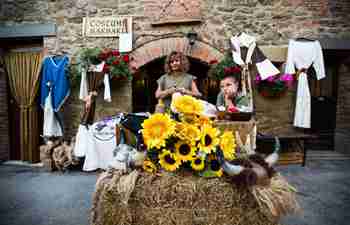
[79,48,133,80]
[123,55,130,63]
[112,50,120,56]
[103,64,110,73]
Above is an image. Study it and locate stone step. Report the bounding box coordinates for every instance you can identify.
[307,150,350,160]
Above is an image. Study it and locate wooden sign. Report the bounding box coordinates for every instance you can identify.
[82,17,132,37]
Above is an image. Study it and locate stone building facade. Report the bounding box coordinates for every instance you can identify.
[0,0,350,159]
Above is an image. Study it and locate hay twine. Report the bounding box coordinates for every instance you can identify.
[91,170,299,225]
[251,173,301,220]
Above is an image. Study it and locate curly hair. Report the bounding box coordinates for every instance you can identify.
[164,51,190,74]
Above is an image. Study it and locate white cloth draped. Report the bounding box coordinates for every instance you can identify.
[231,33,279,80]
[43,91,63,137]
[74,125,92,157]
[79,68,88,100]
[74,117,120,171]
[285,40,326,128]
[294,72,311,128]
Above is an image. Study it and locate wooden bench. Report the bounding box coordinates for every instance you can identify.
[257,133,317,166]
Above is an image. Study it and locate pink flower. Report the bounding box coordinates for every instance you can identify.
[280,74,294,88]
[267,76,275,82]
[112,60,119,65]
[255,74,262,84]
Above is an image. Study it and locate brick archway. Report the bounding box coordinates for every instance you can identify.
[130,37,224,70]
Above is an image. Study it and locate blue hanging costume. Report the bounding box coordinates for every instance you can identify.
[40,56,70,112]
[40,55,70,137]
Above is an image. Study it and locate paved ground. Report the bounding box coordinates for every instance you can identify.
[0,157,349,225]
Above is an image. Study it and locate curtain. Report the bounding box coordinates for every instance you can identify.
[4,52,43,162]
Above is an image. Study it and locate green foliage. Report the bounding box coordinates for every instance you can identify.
[210,53,241,80]
[69,48,133,86]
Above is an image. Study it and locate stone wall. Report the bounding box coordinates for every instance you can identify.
[0,70,9,161]
[335,62,350,155]
[0,0,350,139]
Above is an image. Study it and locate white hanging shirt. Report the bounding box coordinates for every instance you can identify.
[285,40,325,80]
[285,39,326,128]
[231,33,279,80]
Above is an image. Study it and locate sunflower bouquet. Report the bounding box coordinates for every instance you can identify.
[141,95,238,177]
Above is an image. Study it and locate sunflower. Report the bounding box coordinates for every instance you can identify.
[159,149,181,172]
[209,158,223,177]
[219,131,237,160]
[191,156,205,171]
[198,124,220,154]
[179,113,200,124]
[175,122,201,144]
[197,115,213,126]
[142,113,176,149]
[171,95,203,115]
[175,141,196,162]
[143,160,157,173]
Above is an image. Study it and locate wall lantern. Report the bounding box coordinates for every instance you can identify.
[186,30,198,46]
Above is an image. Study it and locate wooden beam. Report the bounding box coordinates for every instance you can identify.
[0,23,56,38]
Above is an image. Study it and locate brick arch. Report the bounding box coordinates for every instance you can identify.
[129,37,224,70]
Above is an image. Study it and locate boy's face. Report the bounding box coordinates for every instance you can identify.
[220,77,238,97]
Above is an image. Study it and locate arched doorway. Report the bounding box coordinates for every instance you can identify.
[132,56,220,112]
[130,36,224,112]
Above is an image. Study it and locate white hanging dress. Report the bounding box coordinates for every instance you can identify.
[43,90,63,137]
[285,40,326,128]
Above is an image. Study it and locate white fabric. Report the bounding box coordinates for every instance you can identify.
[294,72,311,128]
[74,117,121,171]
[230,33,257,65]
[91,61,105,72]
[231,33,279,79]
[256,59,280,80]
[74,125,92,157]
[43,91,63,137]
[285,40,326,128]
[103,73,111,102]
[285,40,325,80]
[82,118,117,171]
[79,68,88,100]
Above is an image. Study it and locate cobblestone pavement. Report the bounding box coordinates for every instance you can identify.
[0,158,349,225]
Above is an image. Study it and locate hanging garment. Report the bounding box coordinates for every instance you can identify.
[40,55,70,112]
[74,63,112,157]
[285,40,325,128]
[231,33,280,80]
[79,62,111,102]
[43,89,63,137]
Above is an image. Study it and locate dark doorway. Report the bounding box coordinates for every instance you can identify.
[132,56,217,113]
[307,50,350,150]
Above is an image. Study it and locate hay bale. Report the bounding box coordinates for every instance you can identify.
[91,170,286,225]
